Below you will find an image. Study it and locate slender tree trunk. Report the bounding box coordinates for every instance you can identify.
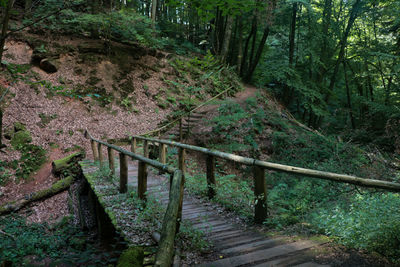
[221,15,234,63]
[245,25,270,81]
[237,16,243,75]
[284,2,298,104]
[324,0,362,103]
[151,0,158,23]
[0,0,15,64]
[343,61,356,129]
[240,15,257,77]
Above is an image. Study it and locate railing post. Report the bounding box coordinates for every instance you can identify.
[97,143,103,168]
[144,140,149,158]
[206,155,216,199]
[254,165,267,224]
[131,137,136,154]
[178,148,185,175]
[119,153,128,193]
[179,118,183,141]
[159,144,167,175]
[107,147,115,175]
[91,139,98,161]
[138,161,147,200]
[177,148,185,232]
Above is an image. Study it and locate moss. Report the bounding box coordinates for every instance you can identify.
[11,130,32,149]
[119,78,135,99]
[14,122,26,132]
[117,247,144,267]
[31,176,74,201]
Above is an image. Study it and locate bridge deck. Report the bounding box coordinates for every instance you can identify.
[80,160,329,267]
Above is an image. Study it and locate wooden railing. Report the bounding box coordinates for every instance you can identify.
[131,135,400,224]
[84,131,182,267]
[85,129,400,266]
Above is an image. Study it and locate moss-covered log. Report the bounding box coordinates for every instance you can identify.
[0,176,74,215]
[52,151,85,177]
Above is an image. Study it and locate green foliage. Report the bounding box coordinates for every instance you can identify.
[0,215,122,265]
[15,144,47,180]
[0,161,11,186]
[311,193,400,259]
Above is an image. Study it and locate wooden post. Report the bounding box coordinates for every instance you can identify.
[159,144,167,175]
[91,140,98,161]
[138,161,147,200]
[178,148,185,175]
[179,118,183,141]
[144,140,149,158]
[155,170,184,266]
[97,143,103,168]
[206,155,216,199]
[119,153,128,193]
[177,147,185,231]
[131,137,136,154]
[254,166,267,224]
[107,147,115,175]
[159,144,167,164]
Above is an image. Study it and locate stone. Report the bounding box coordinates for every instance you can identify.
[117,247,144,267]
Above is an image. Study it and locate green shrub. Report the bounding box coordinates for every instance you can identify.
[311,193,400,259]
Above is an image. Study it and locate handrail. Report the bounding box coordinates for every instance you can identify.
[84,130,182,266]
[85,130,175,174]
[142,86,233,137]
[133,135,400,193]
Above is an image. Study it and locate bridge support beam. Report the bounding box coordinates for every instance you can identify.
[254,166,267,224]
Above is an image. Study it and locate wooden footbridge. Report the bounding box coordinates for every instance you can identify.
[82,129,400,267]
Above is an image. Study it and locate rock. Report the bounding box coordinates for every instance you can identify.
[10,130,32,149]
[117,247,144,267]
[39,58,58,73]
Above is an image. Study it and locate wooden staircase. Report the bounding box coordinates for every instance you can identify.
[163,110,207,140]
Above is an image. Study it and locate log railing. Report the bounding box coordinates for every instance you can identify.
[131,135,400,224]
[84,131,182,266]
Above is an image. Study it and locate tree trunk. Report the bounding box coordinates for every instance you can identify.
[0,176,74,215]
[151,0,157,22]
[324,0,362,104]
[52,151,85,177]
[245,25,270,81]
[237,16,243,75]
[221,15,234,63]
[0,0,15,64]
[284,2,298,104]
[343,61,356,129]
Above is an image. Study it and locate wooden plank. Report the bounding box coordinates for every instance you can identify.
[199,240,319,267]
[220,238,285,254]
[294,262,329,267]
[215,236,265,249]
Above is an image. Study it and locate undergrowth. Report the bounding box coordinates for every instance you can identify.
[0,215,122,265]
